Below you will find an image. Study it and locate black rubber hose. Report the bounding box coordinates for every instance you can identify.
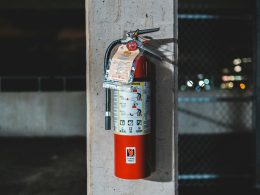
[104,39,121,130]
[104,39,122,74]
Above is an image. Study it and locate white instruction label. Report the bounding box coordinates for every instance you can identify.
[108,45,140,83]
[114,82,151,135]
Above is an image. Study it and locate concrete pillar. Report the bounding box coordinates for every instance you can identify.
[86,0,177,194]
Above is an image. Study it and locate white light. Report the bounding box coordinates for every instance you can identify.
[187,80,193,87]
[204,79,210,85]
[197,74,204,79]
[198,80,205,87]
[233,58,242,65]
[228,82,234,88]
[220,83,226,89]
[234,65,242,72]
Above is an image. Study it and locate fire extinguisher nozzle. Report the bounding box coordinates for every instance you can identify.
[105,116,111,130]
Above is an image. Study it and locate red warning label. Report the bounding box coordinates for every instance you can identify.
[126,147,136,164]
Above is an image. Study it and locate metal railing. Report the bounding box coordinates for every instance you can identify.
[0,76,85,92]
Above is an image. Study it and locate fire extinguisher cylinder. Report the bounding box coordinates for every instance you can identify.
[103,27,160,179]
[114,55,152,179]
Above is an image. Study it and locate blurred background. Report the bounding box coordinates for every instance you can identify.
[0,1,86,195]
[178,0,259,194]
[0,0,259,195]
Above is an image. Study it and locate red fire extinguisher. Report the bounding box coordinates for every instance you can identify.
[103,28,161,179]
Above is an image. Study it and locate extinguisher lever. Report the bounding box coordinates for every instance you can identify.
[127,28,160,36]
[137,27,160,35]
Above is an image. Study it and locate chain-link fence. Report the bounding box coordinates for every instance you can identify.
[178,2,255,189]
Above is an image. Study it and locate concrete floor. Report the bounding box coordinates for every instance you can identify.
[0,137,86,195]
[1,137,259,195]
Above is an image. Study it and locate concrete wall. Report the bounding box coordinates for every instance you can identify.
[0,92,86,136]
[178,91,253,134]
[86,0,177,194]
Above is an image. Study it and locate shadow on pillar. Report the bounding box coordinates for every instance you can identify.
[144,38,176,182]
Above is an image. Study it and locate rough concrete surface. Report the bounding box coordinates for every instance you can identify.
[0,92,86,136]
[86,0,177,194]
